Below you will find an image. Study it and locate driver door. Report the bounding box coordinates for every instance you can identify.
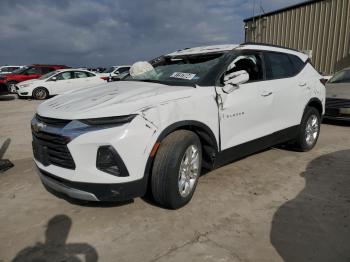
[48,71,74,95]
[217,51,275,150]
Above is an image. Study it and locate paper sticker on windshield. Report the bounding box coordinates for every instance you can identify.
[170,72,196,80]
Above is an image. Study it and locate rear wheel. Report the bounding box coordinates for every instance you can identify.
[151,130,202,209]
[294,107,321,151]
[33,87,49,100]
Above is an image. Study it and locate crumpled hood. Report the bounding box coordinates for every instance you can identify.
[37,81,194,119]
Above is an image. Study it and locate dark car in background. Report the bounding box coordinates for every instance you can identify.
[0,64,69,94]
[325,67,350,121]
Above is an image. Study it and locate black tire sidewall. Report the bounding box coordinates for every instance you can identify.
[152,131,202,209]
[297,107,321,151]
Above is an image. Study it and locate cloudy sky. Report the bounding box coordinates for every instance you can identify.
[0,0,305,67]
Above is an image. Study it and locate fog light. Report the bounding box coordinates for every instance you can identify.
[96,146,129,177]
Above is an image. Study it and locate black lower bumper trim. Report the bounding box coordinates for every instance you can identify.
[37,168,148,202]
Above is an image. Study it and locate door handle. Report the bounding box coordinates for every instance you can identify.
[298,82,307,86]
[261,91,273,97]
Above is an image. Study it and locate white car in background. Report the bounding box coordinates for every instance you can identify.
[99,65,130,81]
[0,65,25,75]
[16,69,106,99]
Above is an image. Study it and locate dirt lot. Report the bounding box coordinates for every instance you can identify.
[0,95,349,262]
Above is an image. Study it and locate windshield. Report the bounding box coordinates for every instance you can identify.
[123,53,227,86]
[39,71,58,80]
[11,67,28,74]
[102,67,116,73]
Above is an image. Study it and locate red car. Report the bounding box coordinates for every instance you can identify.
[0,64,69,93]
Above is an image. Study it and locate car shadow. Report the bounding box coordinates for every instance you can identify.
[0,94,15,101]
[270,150,350,262]
[12,214,99,262]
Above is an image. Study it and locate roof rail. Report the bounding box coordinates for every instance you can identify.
[240,42,300,52]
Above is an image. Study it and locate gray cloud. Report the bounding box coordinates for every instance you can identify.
[0,0,305,67]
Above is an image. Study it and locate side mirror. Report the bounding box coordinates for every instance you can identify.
[50,76,57,81]
[222,70,249,93]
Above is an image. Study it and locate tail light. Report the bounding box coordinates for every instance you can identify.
[100,76,109,81]
[320,78,327,86]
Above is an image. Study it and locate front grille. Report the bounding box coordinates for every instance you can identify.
[35,114,71,127]
[32,131,75,169]
[325,98,350,108]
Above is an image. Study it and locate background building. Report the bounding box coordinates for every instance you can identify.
[244,0,350,75]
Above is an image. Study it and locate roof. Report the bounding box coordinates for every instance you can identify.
[166,43,308,61]
[167,44,239,56]
[55,68,95,73]
[244,0,323,22]
[237,43,309,61]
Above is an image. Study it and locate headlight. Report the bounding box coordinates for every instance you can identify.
[80,114,137,126]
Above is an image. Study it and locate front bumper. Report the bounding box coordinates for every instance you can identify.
[32,114,158,201]
[38,167,148,201]
[15,85,31,96]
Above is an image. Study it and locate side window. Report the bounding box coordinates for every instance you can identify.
[329,69,350,83]
[56,72,73,80]
[8,67,18,72]
[41,67,54,74]
[225,53,264,82]
[265,52,295,79]
[116,67,130,74]
[74,71,89,78]
[26,67,42,74]
[288,54,305,74]
[87,72,96,77]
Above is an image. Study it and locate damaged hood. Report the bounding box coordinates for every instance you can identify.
[37,81,194,119]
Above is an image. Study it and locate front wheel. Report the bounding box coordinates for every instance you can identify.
[294,107,321,151]
[151,130,202,209]
[33,87,49,100]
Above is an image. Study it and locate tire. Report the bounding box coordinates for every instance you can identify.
[33,87,49,100]
[151,130,202,209]
[294,107,321,151]
[6,81,17,93]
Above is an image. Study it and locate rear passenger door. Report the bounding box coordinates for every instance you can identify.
[72,71,102,88]
[263,51,308,131]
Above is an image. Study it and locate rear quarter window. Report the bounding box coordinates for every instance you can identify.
[288,55,305,75]
[264,52,304,80]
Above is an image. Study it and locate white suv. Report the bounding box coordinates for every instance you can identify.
[32,43,325,209]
